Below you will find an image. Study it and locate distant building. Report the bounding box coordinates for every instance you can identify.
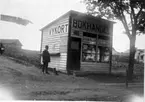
[0,39,22,54]
[135,49,144,63]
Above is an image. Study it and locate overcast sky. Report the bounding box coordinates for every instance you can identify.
[0,0,144,52]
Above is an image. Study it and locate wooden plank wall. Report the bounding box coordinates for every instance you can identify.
[41,17,69,71]
[59,53,67,72]
[81,62,109,72]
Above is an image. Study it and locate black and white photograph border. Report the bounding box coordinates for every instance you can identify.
[0,0,144,101]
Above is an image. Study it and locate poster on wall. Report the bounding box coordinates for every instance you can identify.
[82,43,96,62]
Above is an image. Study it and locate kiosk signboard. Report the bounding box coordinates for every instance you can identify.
[71,18,109,34]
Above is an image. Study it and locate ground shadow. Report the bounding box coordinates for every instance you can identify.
[84,73,126,83]
[78,73,143,83]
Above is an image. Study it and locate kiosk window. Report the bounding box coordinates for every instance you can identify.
[82,43,96,62]
[97,46,109,63]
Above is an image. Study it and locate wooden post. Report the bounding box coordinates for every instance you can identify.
[109,47,112,74]
[109,36,113,74]
[126,68,128,88]
[66,14,72,75]
[109,23,113,75]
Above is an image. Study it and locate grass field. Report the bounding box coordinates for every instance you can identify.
[0,56,143,101]
[4,49,40,66]
[3,48,144,76]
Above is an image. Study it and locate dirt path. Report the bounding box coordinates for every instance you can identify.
[0,56,143,101]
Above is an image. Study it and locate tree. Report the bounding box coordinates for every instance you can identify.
[83,0,145,80]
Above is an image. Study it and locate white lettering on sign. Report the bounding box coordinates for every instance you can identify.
[72,19,109,34]
[49,23,69,35]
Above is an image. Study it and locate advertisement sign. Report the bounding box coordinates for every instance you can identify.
[48,23,69,35]
[72,18,109,34]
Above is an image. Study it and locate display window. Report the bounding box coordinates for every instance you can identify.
[97,46,110,63]
[82,43,96,62]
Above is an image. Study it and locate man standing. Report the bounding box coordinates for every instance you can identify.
[42,45,51,74]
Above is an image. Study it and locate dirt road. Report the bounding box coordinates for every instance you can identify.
[0,56,143,101]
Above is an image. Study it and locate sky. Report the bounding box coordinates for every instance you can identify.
[0,0,144,52]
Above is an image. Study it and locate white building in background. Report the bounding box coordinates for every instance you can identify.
[135,49,144,63]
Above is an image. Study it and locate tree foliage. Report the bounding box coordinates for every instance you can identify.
[83,0,145,37]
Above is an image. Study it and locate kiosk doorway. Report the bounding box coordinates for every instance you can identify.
[69,37,81,70]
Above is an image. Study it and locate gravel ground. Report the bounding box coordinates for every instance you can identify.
[0,56,143,101]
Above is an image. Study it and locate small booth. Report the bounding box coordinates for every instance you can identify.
[40,10,114,74]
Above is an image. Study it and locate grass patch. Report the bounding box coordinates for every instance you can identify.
[4,49,40,67]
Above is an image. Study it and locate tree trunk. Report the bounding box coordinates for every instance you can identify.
[128,34,136,80]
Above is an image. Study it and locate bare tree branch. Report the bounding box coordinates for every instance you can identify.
[130,6,135,19]
[120,10,132,39]
[136,6,143,19]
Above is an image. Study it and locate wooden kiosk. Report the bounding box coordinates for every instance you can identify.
[40,10,114,74]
